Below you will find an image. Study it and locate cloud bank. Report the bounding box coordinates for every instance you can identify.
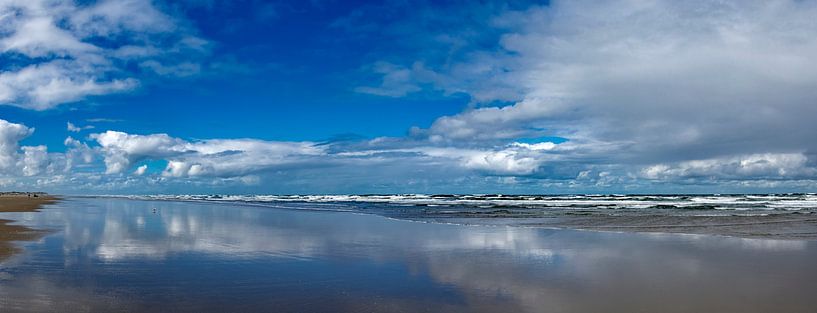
[356,0,817,189]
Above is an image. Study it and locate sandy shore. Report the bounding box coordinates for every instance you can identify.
[548,214,817,240]
[2,197,816,313]
[0,194,58,261]
[421,214,817,240]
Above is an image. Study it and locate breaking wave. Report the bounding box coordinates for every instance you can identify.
[94,193,817,218]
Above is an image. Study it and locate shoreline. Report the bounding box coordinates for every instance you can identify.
[3,197,817,312]
[535,214,817,240]
[89,195,817,240]
[410,216,817,241]
[0,194,59,262]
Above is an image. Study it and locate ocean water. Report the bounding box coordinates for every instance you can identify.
[110,193,817,215]
[106,194,817,238]
[1,197,816,312]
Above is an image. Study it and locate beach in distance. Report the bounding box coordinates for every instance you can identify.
[1,195,816,313]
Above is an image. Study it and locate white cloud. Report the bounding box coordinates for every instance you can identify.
[20,145,48,176]
[157,139,326,178]
[66,122,81,133]
[0,119,34,171]
[67,121,94,132]
[426,97,564,142]
[2,122,814,193]
[339,0,817,190]
[0,0,205,110]
[0,62,138,110]
[641,153,817,180]
[1,15,97,57]
[64,136,95,172]
[68,0,176,37]
[510,142,556,151]
[134,165,148,176]
[0,119,69,177]
[92,131,325,177]
[92,131,189,174]
[384,141,562,176]
[376,0,817,171]
[462,149,539,175]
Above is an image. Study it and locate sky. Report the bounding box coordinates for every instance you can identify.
[1,0,817,195]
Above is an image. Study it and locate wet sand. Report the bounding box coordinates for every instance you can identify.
[0,194,58,261]
[2,197,816,313]
[547,215,817,239]
[111,194,817,240]
[379,209,817,240]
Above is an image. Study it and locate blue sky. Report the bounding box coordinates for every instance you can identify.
[2,0,817,194]
[4,0,480,144]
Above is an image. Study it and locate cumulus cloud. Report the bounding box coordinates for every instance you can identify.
[5,122,816,193]
[461,150,539,175]
[0,119,72,177]
[92,131,190,174]
[92,131,325,177]
[0,0,206,110]
[134,165,148,176]
[0,119,34,171]
[74,128,578,191]
[64,136,95,170]
[20,145,48,176]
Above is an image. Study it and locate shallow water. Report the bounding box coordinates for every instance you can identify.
[1,197,816,312]
[113,194,817,239]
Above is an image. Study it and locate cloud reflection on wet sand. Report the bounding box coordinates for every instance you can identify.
[1,198,816,313]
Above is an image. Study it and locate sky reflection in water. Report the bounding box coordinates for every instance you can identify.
[1,198,816,313]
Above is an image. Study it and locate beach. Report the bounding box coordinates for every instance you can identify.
[1,197,816,312]
[2,0,816,311]
[0,193,58,261]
